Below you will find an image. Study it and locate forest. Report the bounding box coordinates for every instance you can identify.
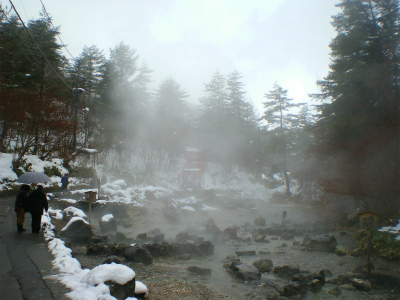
[0,0,399,216]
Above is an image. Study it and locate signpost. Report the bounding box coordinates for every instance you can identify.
[85,191,97,224]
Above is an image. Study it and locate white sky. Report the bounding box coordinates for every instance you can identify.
[10,0,339,114]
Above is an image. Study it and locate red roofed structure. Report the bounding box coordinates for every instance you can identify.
[182,146,205,187]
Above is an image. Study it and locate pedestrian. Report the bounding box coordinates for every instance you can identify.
[14,184,31,232]
[61,173,69,191]
[27,185,48,234]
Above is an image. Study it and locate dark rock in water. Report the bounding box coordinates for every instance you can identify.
[236,250,256,256]
[308,279,323,291]
[103,255,122,264]
[176,231,190,243]
[329,287,341,296]
[147,228,165,243]
[252,258,273,273]
[86,243,108,255]
[223,227,237,238]
[272,265,300,277]
[326,274,353,285]
[187,265,212,276]
[351,278,371,291]
[176,253,192,260]
[280,232,294,240]
[304,234,337,252]
[335,245,348,256]
[144,242,174,257]
[283,282,306,297]
[99,215,117,233]
[318,269,332,278]
[124,245,153,265]
[107,277,136,300]
[197,240,214,256]
[229,264,261,281]
[60,218,93,242]
[254,217,266,226]
[113,232,134,244]
[136,233,147,241]
[292,272,325,284]
[248,281,283,300]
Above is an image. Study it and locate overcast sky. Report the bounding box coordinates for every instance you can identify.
[11,0,340,114]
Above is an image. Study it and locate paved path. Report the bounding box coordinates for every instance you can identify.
[0,196,68,300]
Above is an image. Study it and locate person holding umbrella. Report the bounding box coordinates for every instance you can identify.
[14,184,31,232]
[27,185,48,234]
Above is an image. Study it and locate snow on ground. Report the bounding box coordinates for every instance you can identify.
[379,220,400,241]
[42,211,144,300]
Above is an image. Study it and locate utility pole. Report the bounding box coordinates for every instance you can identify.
[72,61,81,151]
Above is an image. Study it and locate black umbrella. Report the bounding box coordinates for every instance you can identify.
[17,172,51,184]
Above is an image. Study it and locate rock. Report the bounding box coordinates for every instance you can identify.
[280,232,294,240]
[60,217,93,242]
[283,282,306,297]
[308,279,323,291]
[254,217,266,226]
[319,269,332,278]
[99,214,117,233]
[292,240,300,245]
[326,274,353,285]
[229,264,261,281]
[176,231,190,243]
[329,287,341,296]
[292,272,325,284]
[197,240,214,256]
[279,243,287,248]
[223,227,237,238]
[235,250,257,257]
[62,206,87,222]
[304,234,337,252]
[113,232,134,244]
[252,258,273,273]
[187,265,212,276]
[147,228,165,243]
[124,245,153,265]
[107,277,136,300]
[351,278,371,291]
[272,265,300,277]
[103,255,122,264]
[335,245,348,256]
[136,233,147,241]
[350,248,364,257]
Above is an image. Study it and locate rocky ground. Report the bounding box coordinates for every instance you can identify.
[49,191,400,299]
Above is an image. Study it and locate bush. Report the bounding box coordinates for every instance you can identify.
[71,164,96,179]
[44,166,62,177]
[355,230,400,261]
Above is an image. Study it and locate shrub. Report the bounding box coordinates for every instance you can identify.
[71,164,96,179]
[355,230,400,261]
[44,166,62,177]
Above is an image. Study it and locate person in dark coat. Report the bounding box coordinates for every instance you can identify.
[61,174,69,191]
[27,185,48,234]
[14,184,31,232]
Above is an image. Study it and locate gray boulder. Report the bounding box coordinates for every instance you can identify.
[187,265,212,276]
[60,217,93,242]
[99,214,117,233]
[272,265,300,277]
[252,258,273,273]
[304,234,337,252]
[229,264,261,281]
[124,245,153,265]
[254,217,266,226]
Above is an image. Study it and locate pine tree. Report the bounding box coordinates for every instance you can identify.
[312,0,400,213]
[262,83,301,195]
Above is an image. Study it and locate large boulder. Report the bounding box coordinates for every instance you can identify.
[187,265,212,276]
[62,206,88,222]
[272,265,300,277]
[229,263,261,281]
[99,214,117,233]
[303,234,337,252]
[60,217,93,242]
[254,217,266,226]
[252,258,273,273]
[124,245,153,265]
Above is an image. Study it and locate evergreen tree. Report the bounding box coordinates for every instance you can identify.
[312,0,400,213]
[262,83,301,194]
